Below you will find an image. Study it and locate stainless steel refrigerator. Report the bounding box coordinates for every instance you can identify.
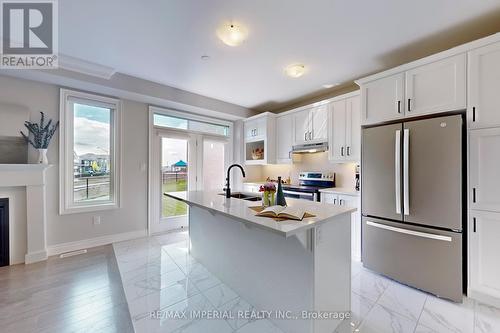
[361,114,464,302]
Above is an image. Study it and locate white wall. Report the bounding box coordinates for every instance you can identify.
[0,74,247,255]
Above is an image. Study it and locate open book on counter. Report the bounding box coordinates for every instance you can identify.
[256,205,306,221]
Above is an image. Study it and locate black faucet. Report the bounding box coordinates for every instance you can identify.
[225,164,246,198]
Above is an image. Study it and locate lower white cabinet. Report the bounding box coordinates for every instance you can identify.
[321,192,361,261]
[469,210,500,305]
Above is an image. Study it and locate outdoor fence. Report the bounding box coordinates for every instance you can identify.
[162,171,187,184]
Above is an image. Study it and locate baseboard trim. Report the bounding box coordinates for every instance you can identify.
[25,250,48,264]
[468,289,500,308]
[47,229,147,256]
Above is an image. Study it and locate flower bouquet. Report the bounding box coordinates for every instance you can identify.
[259,182,276,207]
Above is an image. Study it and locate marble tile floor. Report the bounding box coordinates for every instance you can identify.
[114,230,500,333]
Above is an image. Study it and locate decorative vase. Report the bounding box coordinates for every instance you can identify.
[270,192,275,206]
[262,191,270,207]
[37,148,48,164]
[276,176,287,206]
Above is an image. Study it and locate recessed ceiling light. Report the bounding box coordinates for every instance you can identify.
[285,64,306,78]
[201,55,210,61]
[216,22,248,47]
[322,83,340,89]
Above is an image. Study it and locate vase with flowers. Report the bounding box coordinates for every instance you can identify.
[259,182,276,207]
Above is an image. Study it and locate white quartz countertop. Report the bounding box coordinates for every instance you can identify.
[319,187,360,196]
[165,191,356,237]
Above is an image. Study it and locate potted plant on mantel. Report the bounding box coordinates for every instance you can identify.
[20,112,59,165]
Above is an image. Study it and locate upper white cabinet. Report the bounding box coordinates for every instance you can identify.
[468,41,500,129]
[293,104,328,145]
[245,116,267,140]
[293,109,311,144]
[469,210,500,302]
[358,54,466,126]
[276,113,294,163]
[329,94,361,162]
[361,73,404,125]
[311,104,328,141]
[405,54,466,117]
[244,113,276,165]
[469,127,500,212]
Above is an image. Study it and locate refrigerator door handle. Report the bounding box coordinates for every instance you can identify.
[395,130,401,214]
[403,128,410,216]
[366,221,452,242]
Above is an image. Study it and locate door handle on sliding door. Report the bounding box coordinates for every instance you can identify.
[395,130,401,214]
[403,129,410,216]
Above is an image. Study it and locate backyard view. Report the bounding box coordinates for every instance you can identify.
[73,103,112,203]
[162,138,188,218]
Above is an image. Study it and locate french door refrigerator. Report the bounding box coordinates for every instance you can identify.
[361,114,464,302]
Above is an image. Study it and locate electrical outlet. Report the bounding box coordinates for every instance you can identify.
[93,216,101,225]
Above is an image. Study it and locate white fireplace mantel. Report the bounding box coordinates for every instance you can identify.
[0,164,52,264]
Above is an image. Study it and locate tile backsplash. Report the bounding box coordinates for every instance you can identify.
[246,152,357,188]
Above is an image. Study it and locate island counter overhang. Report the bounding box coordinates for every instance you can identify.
[165,191,355,333]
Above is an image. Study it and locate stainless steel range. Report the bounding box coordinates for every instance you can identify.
[282,172,335,202]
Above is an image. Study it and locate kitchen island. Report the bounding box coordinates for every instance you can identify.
[165,191,355,333]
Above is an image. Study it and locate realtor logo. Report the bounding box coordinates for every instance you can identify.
[1,0,58,68]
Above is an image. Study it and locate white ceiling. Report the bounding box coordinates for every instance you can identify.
[59,0,500,109]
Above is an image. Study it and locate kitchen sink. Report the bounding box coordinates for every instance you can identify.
[218,192,261,201]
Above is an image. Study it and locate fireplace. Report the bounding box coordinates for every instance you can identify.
[0,198,8,266]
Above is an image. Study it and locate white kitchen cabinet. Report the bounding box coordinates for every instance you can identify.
[293,105,328,145]
[468,41,500,129]
[245,117,267,140]
[311,104,328,141]
[293,109,311,144]
[329,94,361,162]
[321,192,361,261]
[276,114,294,163]
[346,95,361,161]
[469,128,500,212]
[244,113,276,165]
[330,100,346,161]
[405,54,466,117]
[360,72,405,125]
[469,210,500,304]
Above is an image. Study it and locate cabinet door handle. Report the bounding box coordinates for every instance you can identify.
[397,100,401,114]
[473,217,477,233]
[341,147,344,156]
[347,146,351,156]
[309,132,313,140]
[340,199,344,205]
[472,107,476,122]
[473,188,476,203]
[407,98,411,112]
[304,132,308,141]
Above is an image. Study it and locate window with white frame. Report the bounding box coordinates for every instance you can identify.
[59,89,121,214]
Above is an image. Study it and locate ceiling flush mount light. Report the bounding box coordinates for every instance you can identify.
[216,22,248,47]
[285,64,306,78]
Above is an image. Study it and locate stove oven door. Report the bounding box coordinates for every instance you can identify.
[282,190,317,201]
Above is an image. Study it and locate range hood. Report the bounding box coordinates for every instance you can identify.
[291,142,328,154]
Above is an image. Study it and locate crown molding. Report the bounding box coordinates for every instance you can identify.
[58,54,116,80]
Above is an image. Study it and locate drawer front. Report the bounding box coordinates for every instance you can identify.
[362,217,462,302]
